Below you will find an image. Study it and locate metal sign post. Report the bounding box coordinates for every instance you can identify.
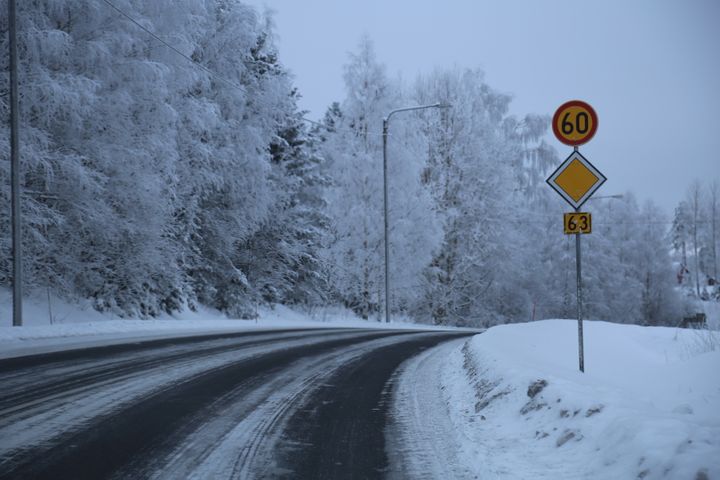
[547,101,605,373]
[574,206,584,372]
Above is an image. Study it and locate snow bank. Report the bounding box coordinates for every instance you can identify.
[446,320,720,479]
[0,290,471,359]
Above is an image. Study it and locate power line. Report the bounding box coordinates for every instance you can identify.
[101,0,246,94]
[101,0,391,138]
[302,115,377,137]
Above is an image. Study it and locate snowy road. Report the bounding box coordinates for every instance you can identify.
[0,328,471,479]
[386,338,475,480]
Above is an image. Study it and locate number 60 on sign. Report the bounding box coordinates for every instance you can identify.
[564,212,592,234]
[552,100,598,146]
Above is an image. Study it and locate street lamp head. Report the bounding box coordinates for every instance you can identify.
[587,193,624,202]
[386,102,452,121]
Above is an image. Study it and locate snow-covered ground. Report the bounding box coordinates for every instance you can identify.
[392,319,720,479]
[0,290,470,359]
[4,289,720,478]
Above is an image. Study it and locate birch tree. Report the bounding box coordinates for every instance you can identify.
[687,181,703,297]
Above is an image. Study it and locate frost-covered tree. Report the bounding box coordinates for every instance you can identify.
[0,0,328,318]
[709,180,719,283]
[499,113,559,322]
[686,181,704,297]
[320,38,390,319]
[237,88,331,308]
[0,0,184,315]
[671,179,720,300]
[411,68,522,326]
[320,38,440,319]
[636,201,683,324]
[166,4,289,316]
[503,114,557,201]
[671,201,691,285]
[557,194,682,325]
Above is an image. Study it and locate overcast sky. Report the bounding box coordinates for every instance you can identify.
[247,0,719,214]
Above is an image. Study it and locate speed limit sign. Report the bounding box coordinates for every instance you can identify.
[552,100,598,146]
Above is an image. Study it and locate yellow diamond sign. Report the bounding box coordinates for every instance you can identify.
[546,151,606,209]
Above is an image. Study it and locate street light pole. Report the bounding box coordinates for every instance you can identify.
[382,103,450,323]
[8,0,23,327]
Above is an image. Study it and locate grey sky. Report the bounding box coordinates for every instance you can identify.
[249,0,720,214]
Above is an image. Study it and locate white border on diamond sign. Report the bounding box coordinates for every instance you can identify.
[546,150,607,210]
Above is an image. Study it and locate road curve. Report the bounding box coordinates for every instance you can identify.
[0,328,472,479]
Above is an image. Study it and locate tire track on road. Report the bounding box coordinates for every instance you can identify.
[0,329,343,417]
[271,332,472,479]
[0,330,408,479]
[151,333,428,479]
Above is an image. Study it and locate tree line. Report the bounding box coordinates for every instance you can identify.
[1,1,714,326]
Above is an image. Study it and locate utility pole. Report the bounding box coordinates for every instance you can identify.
[8,0,23,326]
[382,118,390,324]
[382,103,450,323]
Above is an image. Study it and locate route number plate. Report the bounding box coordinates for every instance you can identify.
[564,212,592,234]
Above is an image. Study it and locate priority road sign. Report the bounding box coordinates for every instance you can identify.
[552,100,598,146]
[546,150,606,210]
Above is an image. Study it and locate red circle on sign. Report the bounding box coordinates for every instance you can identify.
[552,100,598,146]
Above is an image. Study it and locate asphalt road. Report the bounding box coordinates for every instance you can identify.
[0,328,472,479]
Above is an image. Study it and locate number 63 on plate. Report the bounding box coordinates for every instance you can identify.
[564,212,592,234]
